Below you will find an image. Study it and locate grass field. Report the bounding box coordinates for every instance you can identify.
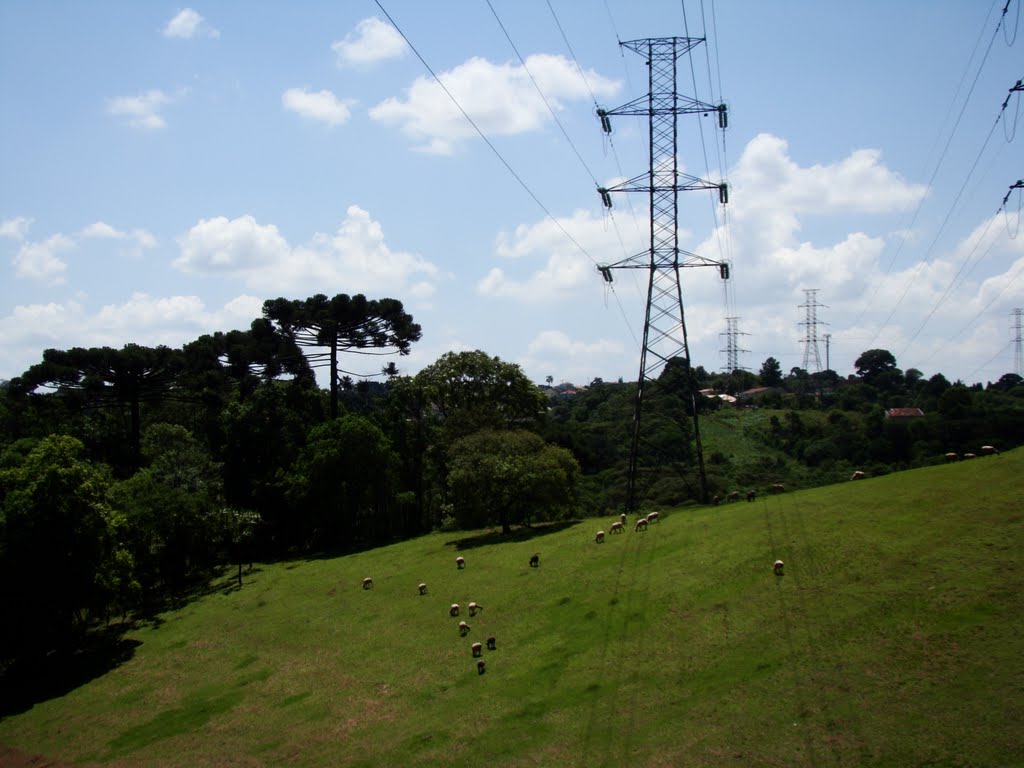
[1,450,1021,767]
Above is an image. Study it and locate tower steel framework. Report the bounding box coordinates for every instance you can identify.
[1012,308,1023,377]
[799,289,828,373]
[720,316,749,373]
[595,36,728,511]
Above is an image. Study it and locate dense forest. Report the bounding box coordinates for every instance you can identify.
[2,291,1022,667]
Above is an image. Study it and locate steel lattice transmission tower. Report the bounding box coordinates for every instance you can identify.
[799,289,828,373]
[720,317,749,372]
[595,36,729,511]
[1012,308,1023,377]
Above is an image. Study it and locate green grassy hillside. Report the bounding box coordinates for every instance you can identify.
[1,451,1021,767]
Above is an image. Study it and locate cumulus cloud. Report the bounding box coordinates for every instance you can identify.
[332,17,406,66]
[0,216,32,240]
[13,234,74,283]
[370,54,620,154]
[107,89,174,130]
[163,8,219,39]
[282,87,353,127]
[173,207,439,297]
[79,221,157,253]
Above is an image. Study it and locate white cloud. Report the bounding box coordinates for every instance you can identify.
[79,221,157,253]
[281,87,353,127]
[370,54,620,154]
[0,216,32,240]
[107,89,174,130]
[13,234,74,283]
[163,8,219,39]
[173,207,440,298]
[332,17,406,66]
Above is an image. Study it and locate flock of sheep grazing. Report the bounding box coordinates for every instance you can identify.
[595,511,660,544]
[945,445,999,462]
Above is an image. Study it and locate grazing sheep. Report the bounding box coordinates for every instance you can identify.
[645,511,660,524]
[459,620,470,637]
[529,553,540,568]
[770,483,786,494]
[418,583,428,595]
[450,603,460,617]
[634,518,648,532]
[962,453,977,460]
[728,490,741,502]
[486,636,496,650]
[746,489,756,502]
[468,601,482,617]
[773,559,785,576]
[456,556,465,569]
[944,452,960,462]
[362,577,374,590]
[620,513,627,525]
[980,445,999,455]
[472,642,483,658]
[850,470,866,481]
[595,530,605,543]
[610,521,625,534]
[477,659,486,675]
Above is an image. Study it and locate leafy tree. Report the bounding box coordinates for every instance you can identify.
[447,429,580,534]
[759,357,784,387]
[264,293,421,419]
[0,435,123,657]
[854,349,900,384]
[213,507,261,587]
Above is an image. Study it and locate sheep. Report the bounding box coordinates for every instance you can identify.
[486,636,496,650]
[645,511,660,524]
[595,530,605,543]
[962,453,977,460]
[980,445,999,455]
[728,490,741,502]
[634,518,648,532]
[471,642,483,658]
[850,470,866,481]
[712,494,720,505]
[468,601,483,617]
[746,489,757,502]
[459,620,470,637]
[362,577,374,590]
[477,659,486,675]
[418,582,428,595]
[773,559,785,576]
[620,512,627,525]
[610,521,625,534]
[770,483,786,494]
[456,556,466,569]
[450,603,460,617]
[529,553,540,568]
[944,452,960,462]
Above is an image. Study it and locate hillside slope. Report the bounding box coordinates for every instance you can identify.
[1,451,1021,767]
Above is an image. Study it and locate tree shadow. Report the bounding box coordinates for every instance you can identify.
[0,625,141,720]
[444,519,583,551]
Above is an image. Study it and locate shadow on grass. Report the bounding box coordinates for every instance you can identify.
[445,519,583,551]
[0,626,142,720]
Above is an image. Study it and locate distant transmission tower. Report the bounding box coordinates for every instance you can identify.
[595,36,729,510]
[799,289,828,373]
[1012,308,1023,376]
[720,317,749,372]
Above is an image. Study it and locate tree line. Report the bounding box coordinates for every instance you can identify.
[1,292,1022,666]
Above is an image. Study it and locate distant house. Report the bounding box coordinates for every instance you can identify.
[736,386,778,401]
[885,407,924,420]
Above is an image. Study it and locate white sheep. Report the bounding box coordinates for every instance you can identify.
[459,620,470,637]
[468,601,482,617]
[477,659,486,675]
[773,559,785,576]
[418,583,428,595]
[362,577,374,590]
[456,556,466,569]
[850,470,866,481]
[595,530,605,543]
[619,512,627,525]
[471,642,483,657]
[645,511,660,524]
[980,445,999,455]
[610,521,624,534]
[634,518,648,532]
[450,603,460,617]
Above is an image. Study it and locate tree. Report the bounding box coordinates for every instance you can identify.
[264,294,421,419]
[854,349,900,384]
[759,357,784,387]
[0,435,123,657]
[12,345,184,469]
[447,429,580,534]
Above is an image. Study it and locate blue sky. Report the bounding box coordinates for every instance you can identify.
[2,1,1022,388]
